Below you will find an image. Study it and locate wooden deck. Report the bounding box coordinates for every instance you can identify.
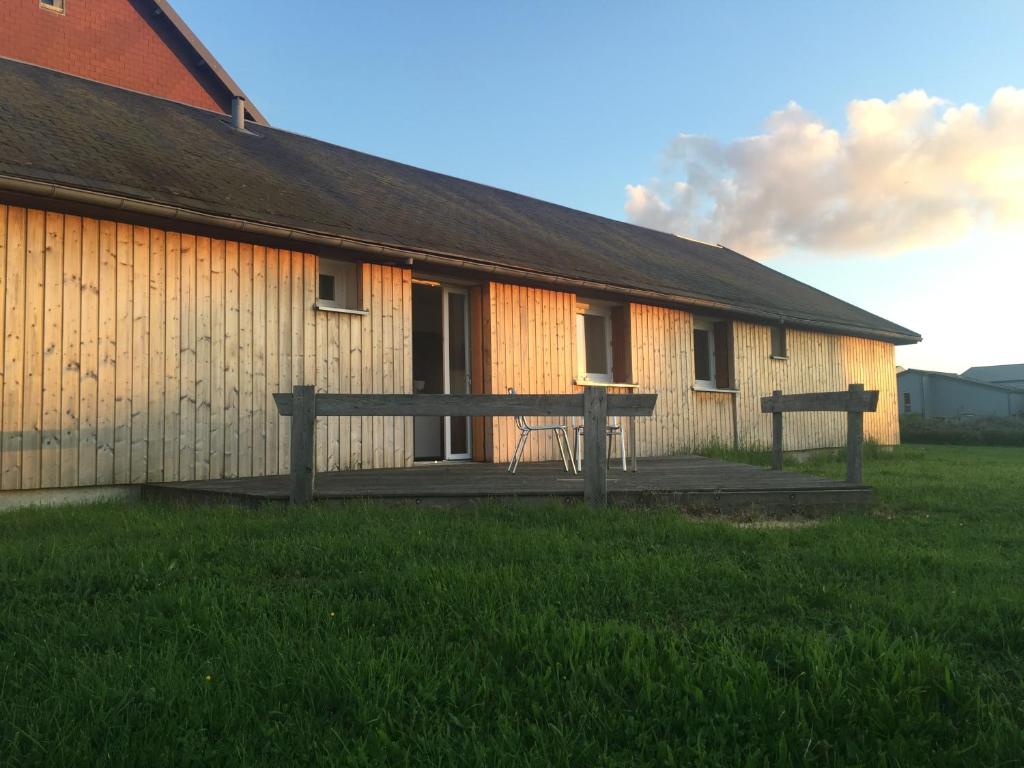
[142,455,872,514]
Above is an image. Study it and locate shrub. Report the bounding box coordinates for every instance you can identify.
[900,415,1024,446]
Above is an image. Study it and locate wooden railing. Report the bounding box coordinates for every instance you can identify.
[274,386,657,506]
[760,383,880,483]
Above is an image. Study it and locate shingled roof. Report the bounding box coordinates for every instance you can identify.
[0,58,919,344]
[900,369,1024,394]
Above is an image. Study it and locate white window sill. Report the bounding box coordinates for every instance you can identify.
[314,303,369,316]
[692,385,739,394]
[574,379,640,388]
[770,355,789,361]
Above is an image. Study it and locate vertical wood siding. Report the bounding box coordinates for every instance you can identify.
[627,303,736,457]
[0,205,411,490]
[731,322,900,449]
[0,205,897,489]
[484,282,576,463]
[481,283,900,462]
[629,309,899,453]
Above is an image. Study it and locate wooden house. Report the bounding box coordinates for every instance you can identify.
[0,3,920,502]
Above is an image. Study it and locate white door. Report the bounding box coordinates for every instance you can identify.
[443,287,472,460]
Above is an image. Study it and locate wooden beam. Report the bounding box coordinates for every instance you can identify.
[846,383,865,484]
[273,392,657,418]
[583,386,607,507]
[760,389,879,413]
[289,385,315,503]
[771,389,783,471]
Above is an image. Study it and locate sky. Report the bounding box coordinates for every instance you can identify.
[176,0,1024,373]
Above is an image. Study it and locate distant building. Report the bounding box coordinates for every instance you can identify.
[962,364,1024,390]
[898,369,1024,418]
[0,0,266,124]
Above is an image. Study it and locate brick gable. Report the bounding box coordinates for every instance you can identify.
[0,0,231,114]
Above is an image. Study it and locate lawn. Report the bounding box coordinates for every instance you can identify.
[1,445,1023,766]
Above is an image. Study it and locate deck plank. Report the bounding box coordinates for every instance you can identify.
[143,455,871,513]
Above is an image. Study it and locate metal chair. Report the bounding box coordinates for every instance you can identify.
[506,388,576,474]
[572,416,627,472]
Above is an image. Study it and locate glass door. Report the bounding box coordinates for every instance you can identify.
[443,287,472,460]
[412,281,444,461]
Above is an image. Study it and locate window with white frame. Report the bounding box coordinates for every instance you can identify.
[575,298,633,385]
[40,0,65,12]
[693,317,734,390]
[576,303,614,383]
[316,259,362,312]
[693,318,716,388]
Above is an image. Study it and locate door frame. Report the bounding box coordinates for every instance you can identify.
[442,285,472,460]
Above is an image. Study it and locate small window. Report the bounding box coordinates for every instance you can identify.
[576,305,613,383]
[316,259,362,312]
[903,392,912,413]
[40,0,65,12]
[693,325,714,384]
[575,299,632,384]
[583,314,609,375]
[318,274,336,303]
[770,325,788,358]
[693,317,733,390]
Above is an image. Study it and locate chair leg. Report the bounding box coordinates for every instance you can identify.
[516,430,530,473]
[619,427,627,471]
[554,429,571,473]
[508,430,528,474]
[515,431,529,473]
[574,429,582,472]
[561,429,577,475]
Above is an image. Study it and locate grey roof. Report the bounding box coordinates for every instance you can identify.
[899,369,1024,394]
[0,58,920,343]
[961,364,1024,384]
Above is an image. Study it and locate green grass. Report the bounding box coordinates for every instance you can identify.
[2,445,1023,766]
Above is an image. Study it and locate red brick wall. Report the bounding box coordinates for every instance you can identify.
[0,0,230,114]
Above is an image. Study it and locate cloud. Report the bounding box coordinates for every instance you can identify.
[625,88,1024,258]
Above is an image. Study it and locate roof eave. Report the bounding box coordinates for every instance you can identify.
[0,173,922,346]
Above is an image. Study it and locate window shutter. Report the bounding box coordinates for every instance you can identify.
[611,305,632,383]
[713,320,732,389]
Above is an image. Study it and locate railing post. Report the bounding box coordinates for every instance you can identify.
[846,383,864,484]
[290,385,316,503]
[771,389,784,470]
[583,386,608,507]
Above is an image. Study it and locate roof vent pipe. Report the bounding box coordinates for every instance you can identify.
[231,97,246,131]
